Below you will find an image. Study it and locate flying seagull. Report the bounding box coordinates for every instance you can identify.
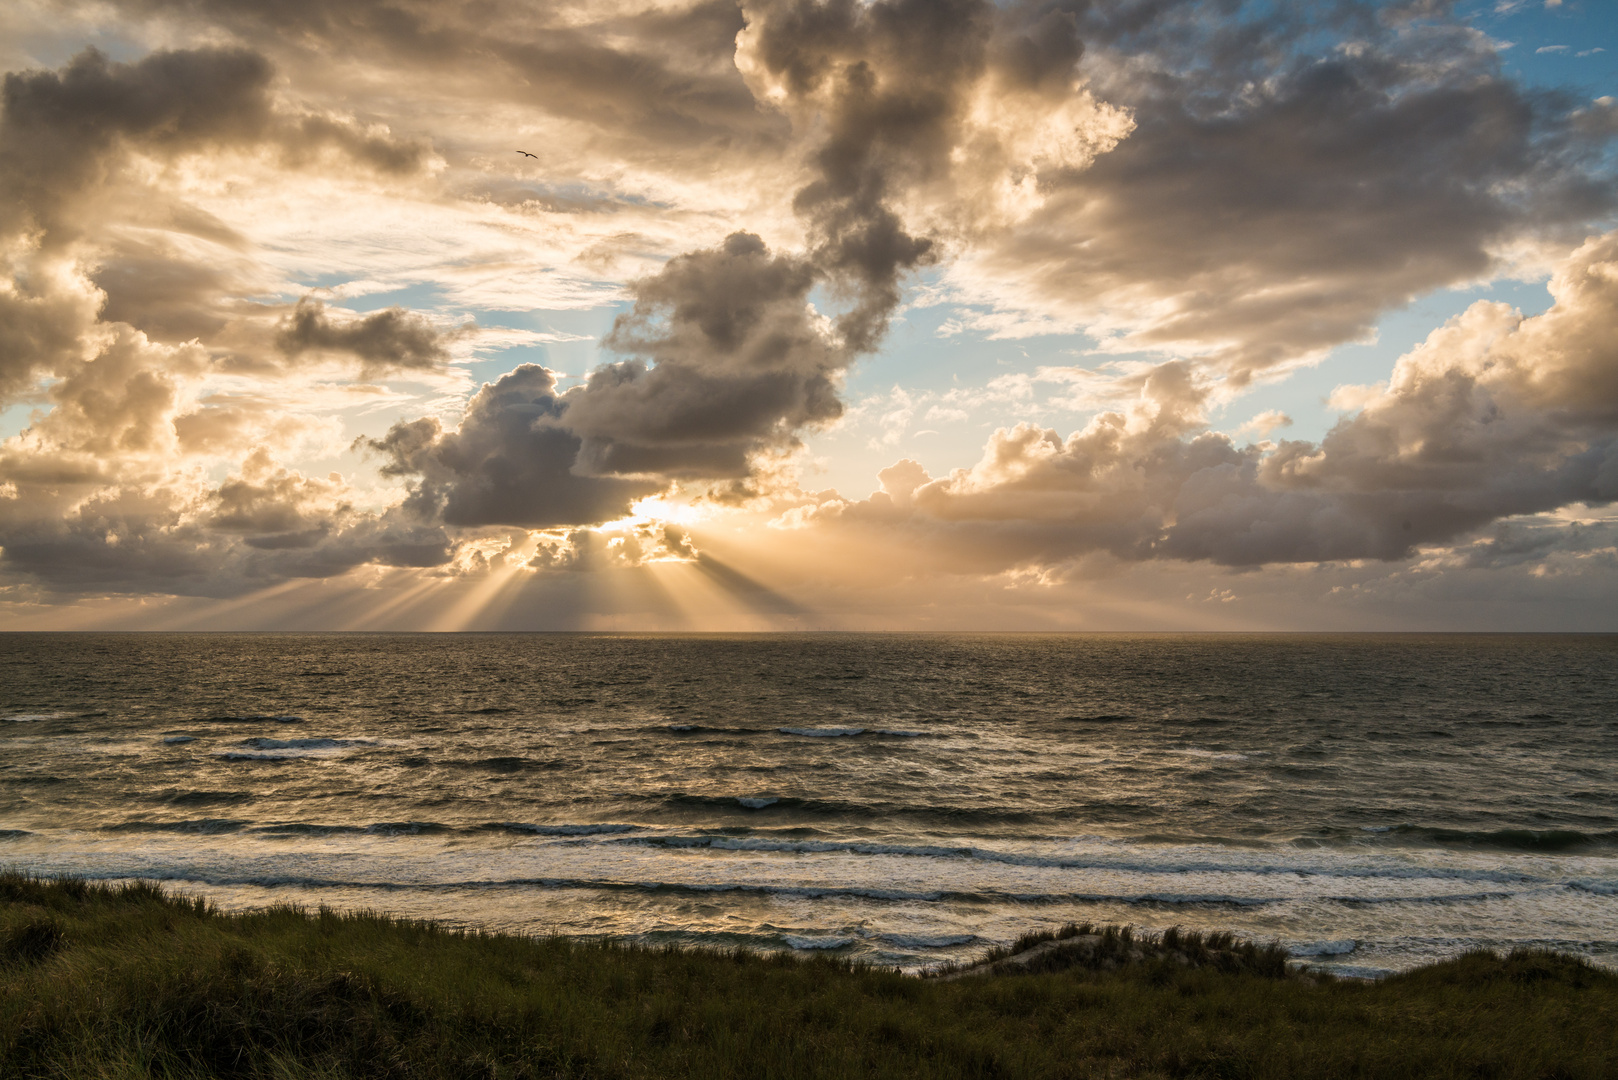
[515,150,538,158]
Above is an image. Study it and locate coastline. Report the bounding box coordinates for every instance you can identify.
[4,874,1614,1079]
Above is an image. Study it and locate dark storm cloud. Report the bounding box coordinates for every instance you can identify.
[275,299,458,376]
[744,0,987,347]
[566,232,841,480]
[365,364,659,529]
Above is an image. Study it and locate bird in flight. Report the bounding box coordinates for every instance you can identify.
[515,150,538,159]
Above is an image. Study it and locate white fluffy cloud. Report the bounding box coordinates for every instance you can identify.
[790,228,1618,574]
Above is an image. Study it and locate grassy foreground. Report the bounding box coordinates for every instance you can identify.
[3,875,1616,1079]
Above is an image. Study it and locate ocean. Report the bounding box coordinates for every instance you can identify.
[2,632,1614,978]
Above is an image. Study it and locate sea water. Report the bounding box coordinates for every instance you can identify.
[2,632,1615,978]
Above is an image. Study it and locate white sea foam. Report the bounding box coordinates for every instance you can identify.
[242,738,374,750]
[4,712,73,723]
[1169,749,1258,762]
[606,833,1545,886]
[778,727,864,737]
[217,737,376,760]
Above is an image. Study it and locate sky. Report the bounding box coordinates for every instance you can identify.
[0,0,1616,631]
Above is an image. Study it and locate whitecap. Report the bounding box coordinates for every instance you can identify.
[217,737,375,761]
[1169,748,1254,762]
[240,738,376,750]
[3,712,72,723]
[736,797,779,809]
[162,736,196,745]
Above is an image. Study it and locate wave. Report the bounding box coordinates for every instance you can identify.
[879,933,978,949]
[240,738,376,750]
[599,833,1548,885]
[782,935,854,950]
[103,818,249,835]
[664,724,765,736]
[30,863,1544,912]
[101,819,646,840]
[476,822,641,837]
[1290,939,1356,956]
[197,714,304,724]
[216,737,375,761]
[1386,826,1618,853]
[460,756,571,773]
[0,829,33,840]
[166,790,252,807]
[252,821,456,837]
[163,736,196,744]
[1168,749,1261,762]
[3,711,74,722]
[778,727,865,737]
[651,792,1048,825]
[1329,890,1520,906]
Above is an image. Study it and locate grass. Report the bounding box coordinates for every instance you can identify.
[3,874,1616,1079]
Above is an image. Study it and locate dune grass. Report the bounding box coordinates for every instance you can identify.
[3,874,1615,1079]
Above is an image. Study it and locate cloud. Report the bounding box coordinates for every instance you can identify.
[817,229,1618,570]
[942,1,1618,381]
[0,45,435,399]
[375,0,1101,529]
[1235,410,1293,438]
[0,45,429,246]
[275,298,460,376]
[363,363,659,529]
[3,0,1618,619]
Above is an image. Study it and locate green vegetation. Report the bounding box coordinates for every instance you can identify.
[3,874,1615,1079]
